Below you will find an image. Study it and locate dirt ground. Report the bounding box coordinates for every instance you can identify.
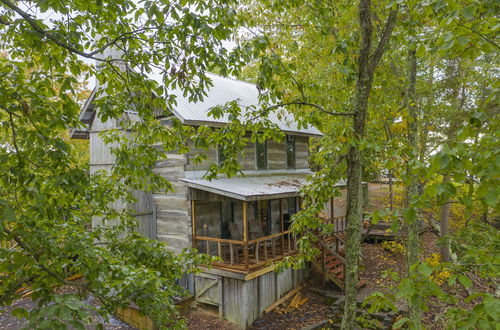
[184,287,333,330]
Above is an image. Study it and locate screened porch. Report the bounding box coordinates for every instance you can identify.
[181,175,308,273]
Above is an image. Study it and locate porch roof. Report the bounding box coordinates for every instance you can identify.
[181,174,311,201]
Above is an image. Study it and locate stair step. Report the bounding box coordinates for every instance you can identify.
[324,255,341,262]
[357,279,367,288]
[326,260,343,269]
[329,266,344,275]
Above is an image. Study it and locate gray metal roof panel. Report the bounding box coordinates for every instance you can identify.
[148,72,323,137]
[180,174,309,201]
[76,72,323,137]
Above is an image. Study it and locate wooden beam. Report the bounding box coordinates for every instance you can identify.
[193,235,243,245]
[243,201,248,242]
[280,198,284,254]
[199,266,246,280]
[243,201,249,270]
[191,200,196,248]
[244,264,276,281]
[330,196,334,218]
[263,285,302,314]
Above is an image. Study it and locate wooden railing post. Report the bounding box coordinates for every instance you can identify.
[322,237,326,271]
[191,200,196,248]
[330,196,334,219]
[280,198,284,253]
[243,201,249,270]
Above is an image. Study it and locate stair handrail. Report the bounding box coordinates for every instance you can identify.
[317,239,346,264]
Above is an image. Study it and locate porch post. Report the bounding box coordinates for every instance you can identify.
[330,196,334,219]
[243,201,249,270]
[280,199,284,254]
[191,200,196,248]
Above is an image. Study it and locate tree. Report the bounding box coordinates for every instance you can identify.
[0,0,246,328]
[238,0,498,328]
[238,1,398,327]
[341,2,398,327]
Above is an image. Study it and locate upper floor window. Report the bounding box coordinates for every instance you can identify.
[286,135,296,169]
[256,140,267,170]
[217,145,226,165]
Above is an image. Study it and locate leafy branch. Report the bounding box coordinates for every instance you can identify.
[0,0,160,60]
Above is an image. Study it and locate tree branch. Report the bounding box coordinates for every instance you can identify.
[266,101,355,116]
[1,0,97,59]
[0,0,158,60]
[1,224,86,289]
[454,20,500,50]
[369,6,399,72]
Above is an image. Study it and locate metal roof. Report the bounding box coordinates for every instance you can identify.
[181,174,310,201]
[73,71,323,139]
[147,72,322,137]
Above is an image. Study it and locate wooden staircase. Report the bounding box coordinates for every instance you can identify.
[312,216,366,292]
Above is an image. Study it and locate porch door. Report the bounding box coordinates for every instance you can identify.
[194,273,223,317]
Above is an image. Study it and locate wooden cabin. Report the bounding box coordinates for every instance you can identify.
[71,68,324,327]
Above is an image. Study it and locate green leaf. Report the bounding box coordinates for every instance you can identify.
[418,262,433,277]
[484,189,498,207]
[483,295,500,320]
[11,307,28,319]
[2,206,16,223]
[458,274,472,289]
[69,321,86,330]
[393,316,409,329]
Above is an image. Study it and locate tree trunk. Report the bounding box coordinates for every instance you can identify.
[405,47,423,328]
[439,175,452,261]
[389,170,394,211]
[341,1,397,328]
[418,65,432,195]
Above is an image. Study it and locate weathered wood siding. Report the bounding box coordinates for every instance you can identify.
[295,136,309,169]
[153,152,192,253]
[267,140,286,170]
[185,144,217,172]
[89,114,128,230]
[215,266,310,328]
[240,139,256,171]
[269,200,281,233]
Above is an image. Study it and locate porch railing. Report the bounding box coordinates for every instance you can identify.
[323,215,347,233]
[193,230,297,272]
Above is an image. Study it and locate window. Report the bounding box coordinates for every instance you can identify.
[286,135,296,169]
[256,140,267,170]
[217,145,226,165]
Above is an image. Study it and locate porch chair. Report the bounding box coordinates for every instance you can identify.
[248,217,280,260]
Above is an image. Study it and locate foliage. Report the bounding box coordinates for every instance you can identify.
[365,221,499,329]
[0,0,498,328]
[238,0,499,328]
[425,253,452,285]
[0,0,258,328]
[381,241,406,255]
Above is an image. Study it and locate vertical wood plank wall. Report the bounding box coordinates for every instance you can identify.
[220,266,310,328]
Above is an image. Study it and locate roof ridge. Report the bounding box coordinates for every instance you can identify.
[206,71,257,88]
